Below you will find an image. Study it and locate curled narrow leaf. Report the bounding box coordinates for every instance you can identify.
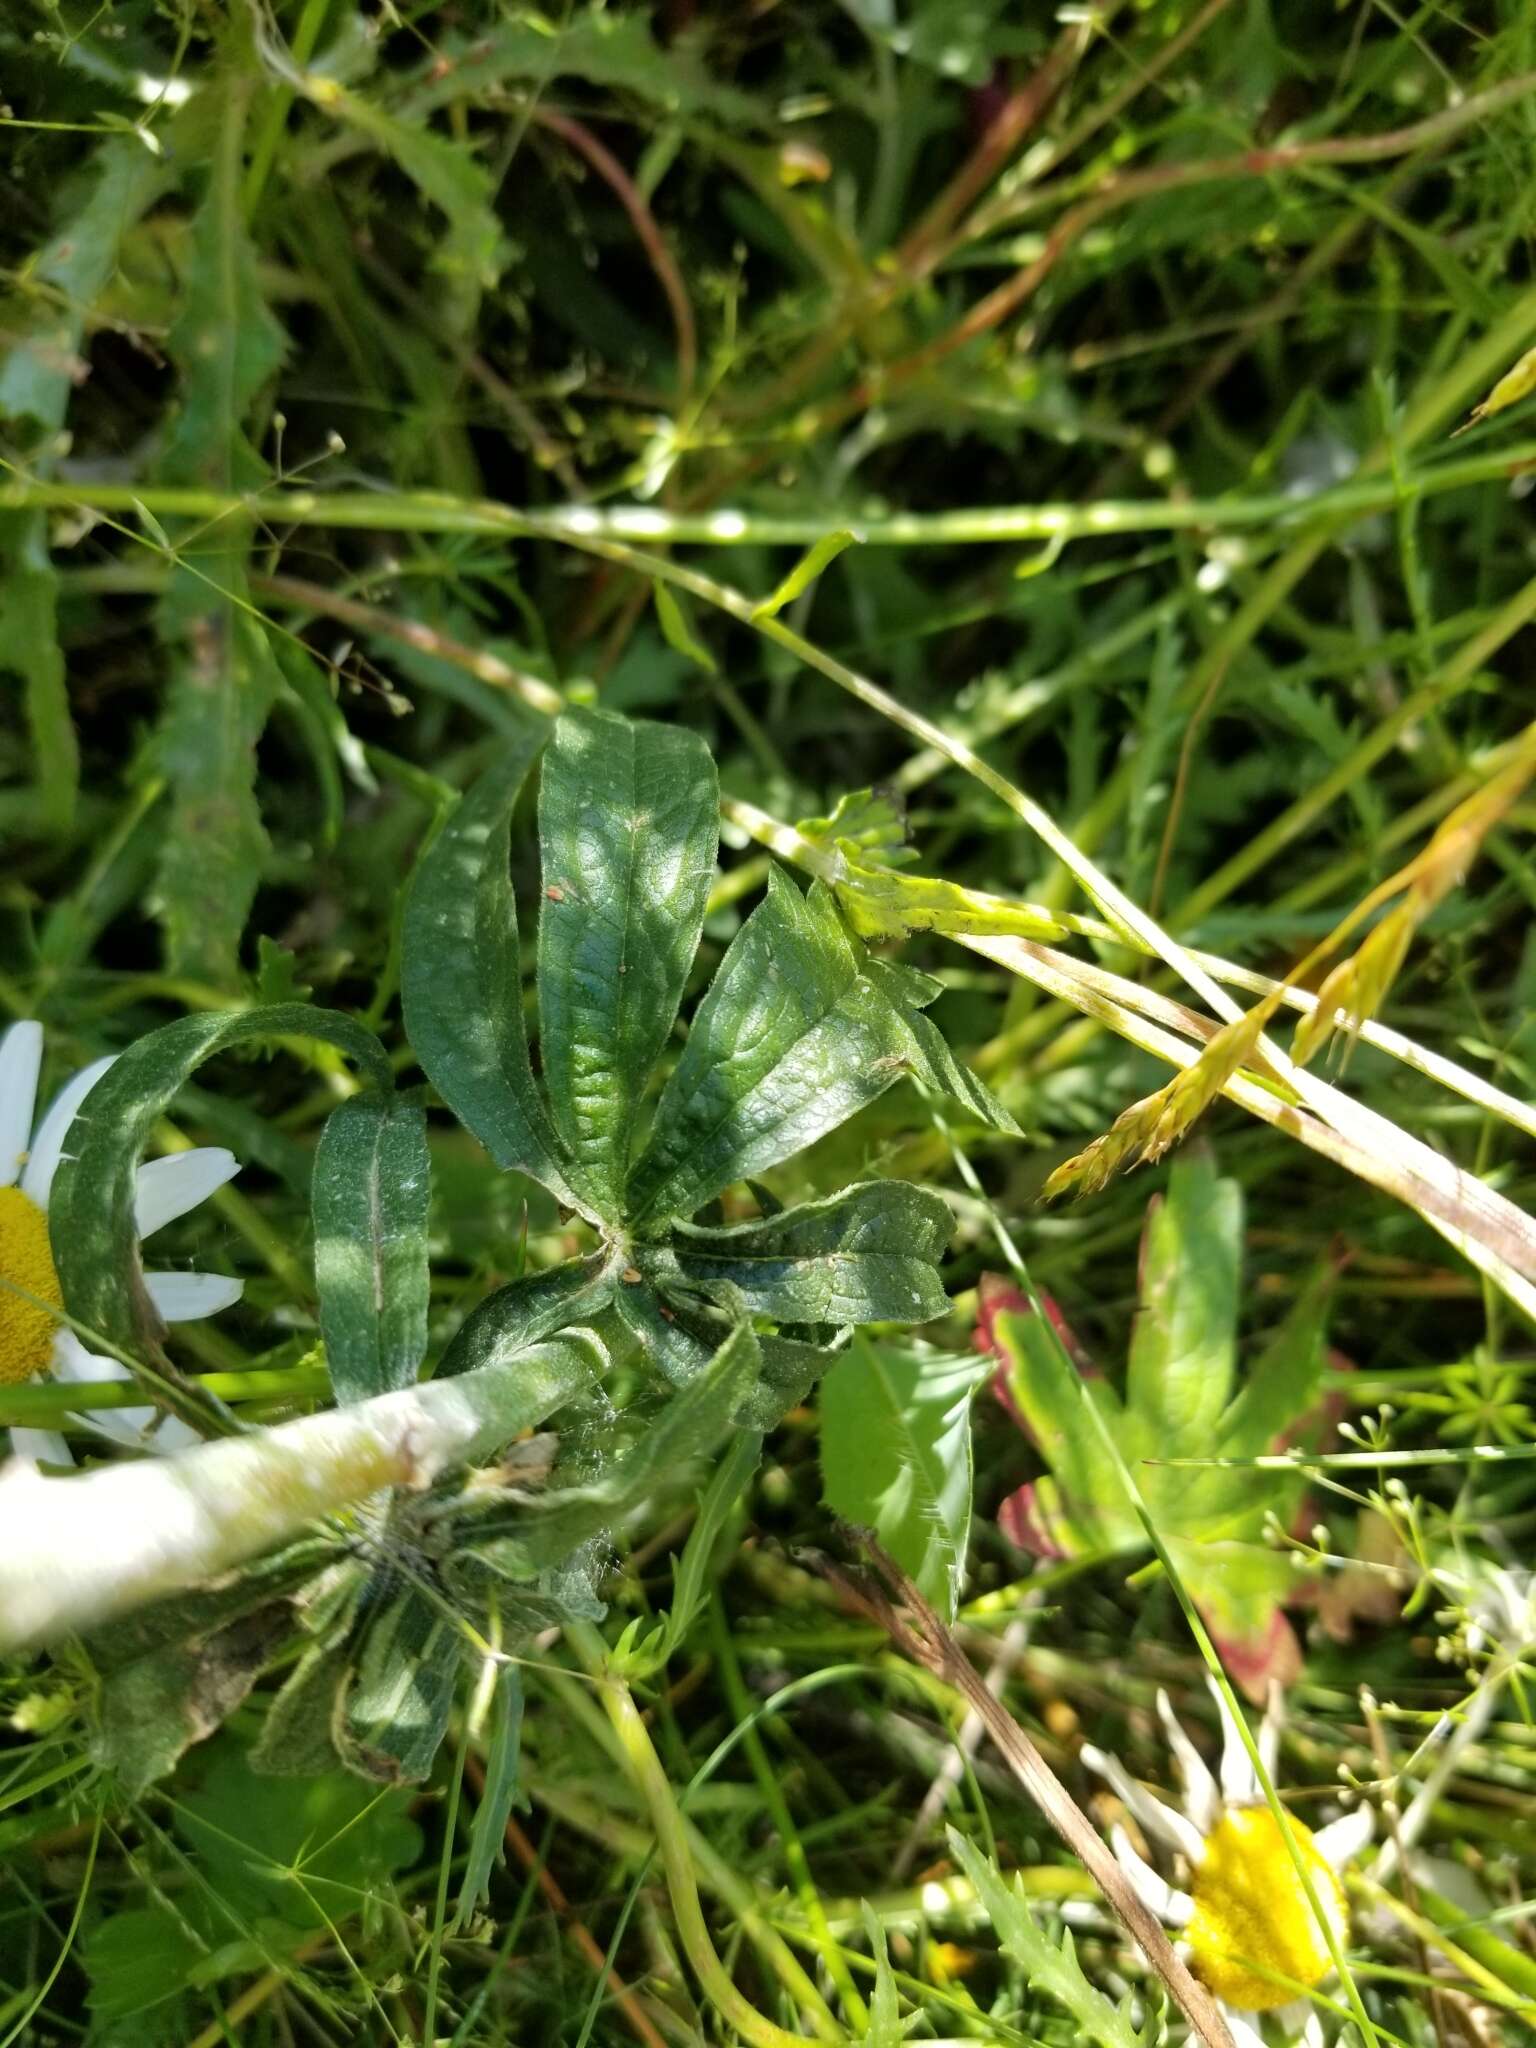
[749,528,859,620]
[1455,341,1536,434]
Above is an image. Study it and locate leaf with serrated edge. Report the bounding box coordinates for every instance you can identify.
[402,735,592,1215]
[538,707,717,1217]
[627,869,918,1228]
[314,1094,431,1405]
[820,1335,988,1622]
[949,1831,1141,2048]
[659,1180,950,1324]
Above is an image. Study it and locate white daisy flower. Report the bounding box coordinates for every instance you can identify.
[0,1020,243,1469]
[1082,1682,1373,2048]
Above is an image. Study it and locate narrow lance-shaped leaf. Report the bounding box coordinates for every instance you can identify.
[452,1664,525,1927]
[435,1255,615,1379]
[626,870,922,1229]
[656,1180,951,1325]
[402,735,593,1217]
[820,1335,989,1623]
[538,707,718,1218]
[50,1005,391,1370]
[155,78,288,985]
[313,1093,431,1405]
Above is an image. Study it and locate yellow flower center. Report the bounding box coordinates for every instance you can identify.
[1188,1807,1347,2011]
[0,1185,62,1386]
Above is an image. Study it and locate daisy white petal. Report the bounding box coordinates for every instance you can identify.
[1209,1675,1261,1806]
[133,1148,239,1238]
[52,1332,127,1387]
[143,1271,244,1322]
[1219,2005,1268,2048]
[7,1425,72,1471]
[1293,2008,1326,2048]
[21,1055,117,1206]
[1081,1742,1206,1863]
[1158,1687,1220,1835]
[1108,1821,1194,1926]
[0,1022,44,1189]
[1311,1808,1372,1871]
[1259,1681,1285,1783]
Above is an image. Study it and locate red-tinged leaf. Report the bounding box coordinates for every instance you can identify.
[1204,1604,1303,1705]
[998,1480,1073,1561]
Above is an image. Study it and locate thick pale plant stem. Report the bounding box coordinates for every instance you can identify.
[0,1351,591,1650]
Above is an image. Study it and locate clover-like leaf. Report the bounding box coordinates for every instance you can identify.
[537,705,718,1218]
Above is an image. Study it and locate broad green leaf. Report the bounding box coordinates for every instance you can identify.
[49,1004,391,1366]
[1125,1151,1243,1443]
[436,1256,615,1379]
[84,1909,203,2021]
[819,1336,988,1622]
[659,1180,950,1324]
[174,1737,421,1931]
[626,870,918,1228]
[537,707,718,1217]
[82,1536,342,1678]
[1217,1263,1332,1458]
[155,83,287,984]
[401,736,592,1215]
[468,1321,760,1579]
[92,1608,287,1796]
[453,1664,524,1927]
[948,1831,1141,2048]
[750,529,859,620]
[340,1585,459,1784]
[313,1093,431,1405]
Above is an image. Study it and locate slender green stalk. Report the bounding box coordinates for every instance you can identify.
[566,1624,848,2048]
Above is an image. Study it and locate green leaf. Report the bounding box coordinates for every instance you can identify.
[468,1321,760,1580]
[991,1306,1136,1552]
[0,514,77,833]
[652,582,717,672]
[819,1336,988,1622]
[453,1664,524,1928]
[658,1180,951,1324]
[401,735,591,1215]
[84,1909,203,2021]
[0,138,165,438]
[174,1737,421,1931]
[750,529,860,620]
[948,1830,1142,2048]
[627,870,919,1228]
[92,1609,288,1797]
[862,957,1021,1135]
[313,1093,431,1405]
[612,1426,761,1679]
[340,1585,459,1784]
[250,1638,350,1779]
[153,603,283,987]
[537,707,718,1217]
[49,1005,391,1366]
[154,83,287,985]
[1217,1262,1332,1458]
[436,1256,616,1379]
[1125,1150,1243,1445]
